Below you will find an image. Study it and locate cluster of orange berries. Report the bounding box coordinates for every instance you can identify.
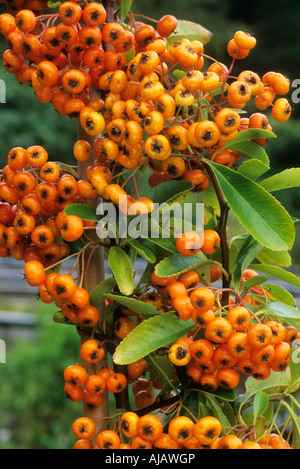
[71,412,293,449]
[64,356,128,407]
[0,4,292,202]
[0,144,107,325]
[168,301,294,392]
[0,144,91,262]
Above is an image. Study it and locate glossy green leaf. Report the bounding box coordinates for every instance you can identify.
[218,128,276,149]
[238,370,291,424]
[231,235,263,290]
[249,264,300,288]
[207,162,295,252]
[146,236,178,254]
[146,353,175,393]
[126,240,156,264]
[256,248,292,267]
[120,0,132,22]
[155,253,229,279]
[261,283,297,307]
[257,302,300,321]
[180,392,202,420]
[90,277,117,309]
[226,140,270,166]
[238,158,270,181]
[286,357,300,394]
[146,180,194,205]
[105,292,163,319]
[259,168,300,192]
[108,247,134,296]
[280,401,300,449]
[167,19,212,46]
[113,313,195,365]
[64,203,100,222]
[253,391,269,424]
[47,0,61,8]
[241,275,268,293]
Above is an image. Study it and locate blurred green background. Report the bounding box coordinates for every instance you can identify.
[0,0,299,449]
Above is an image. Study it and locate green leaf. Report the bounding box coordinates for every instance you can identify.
[241,275,268,293]
[207,162,295,252]
[205,82,229,98]
[126,240,156,264]
[102,301,119,336]
[52,311,72,325]
[105,293,163,319]
[146,180,194,205]
[253,391,269,424]
[146,236,178,255]
[256,248,292,267]
[280,401,300,449]
[249,264,300,289]
[180,391,202,420]
[146,353,175,393]
[119,0,132,22]
[226,140,270,166]
[167,19,212,46]
[113,313,195,365]
[173,70,185,81]
[259,168,300,192]
[286,356,300,394]
[57,162,78,178]
[238,159,270,181]
[155,253,229,280]
[257,302,300,322]
[231,235,263,290]
[90,277,117,309]
[217,128,276,149]
[47,0,61,8]
[204,394,232,429]
[108,247,135,296]
[261,283,297,307]
[64,203,100,222]
[238,370,291,424]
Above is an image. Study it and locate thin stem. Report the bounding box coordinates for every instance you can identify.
[202,160,231,305]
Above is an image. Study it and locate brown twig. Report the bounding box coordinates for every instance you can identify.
[202,161,231,305]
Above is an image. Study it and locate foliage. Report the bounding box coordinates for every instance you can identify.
[0,303,80,449]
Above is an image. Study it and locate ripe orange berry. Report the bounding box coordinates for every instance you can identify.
[272,98,292,123]
[247,323,273,349]
[201,230,221,256]
[80,340,105,364]
[190,287,215,313]
[234,31,257,50]
[96,430,120,449]
[106,372,127,393]
[24,260,46,287]
[72,417,95,440]
[120,412,139,438]
[217,367,240,389]
[137,414,164,442]
[64,365,88,386]
[168,343,191,366]
[194,416,222,446]
[157,15,178,37]
[176,231,202,257]
[168,416,195,444]
[127,358,148,380]
[204,317,233,344]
